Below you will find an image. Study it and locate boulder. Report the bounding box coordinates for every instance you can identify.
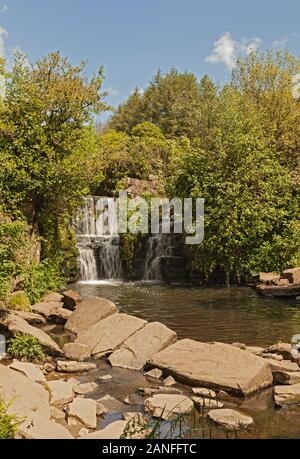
[65,297,117,335]
[164,376,176,387]
[32,301,63,319]
[97,395,123,411]
[256,284,300,297]
[282,268,300,285]
[73,382,98,395]
[14,311,46,325]
[56,360,97,373]
[9,360,46,383]
[48,308,72,325]
[42,293,63,303]
[192,388,216,398]
[63,290,81,311]
[68,398,97,429]
[0,311,63,356]
[274,383,300,407]
[266,343,294,361]
[273,371,300,385]
[149,339,273,396]
[109,322,177,370]
[20,414,73,439]
[207,409,254,431]
[259,273,280,285]
[144,394,193,420]
[47,380,75,406]
[63,343,91,362]
[265,359,299,373]
[77,313,147,358]
[144,368,163,379]
[192,397,224,410]
[246,346,265,355]
[80,421,127,439]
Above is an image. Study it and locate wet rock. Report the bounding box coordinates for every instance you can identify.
[259,273,280,285]
[274,383,300,407]
[56,360,97,373]
[48,380,75,406]
[265,359,299,373]
[192,388,216,398]
[97,394,123,411]
[149,339,273,396]
[63,290,81,311]
[163,376,176,387]
[282,268,300,285]
[14,311,46,325]
[68,398,97,429]
[273,371,300,385]
[20,414,73,439]
[42,292,64,303]
[257,284,300,297]
[96,402,108,417]
[32,301,63,319]
[144,394,193,420]
[80,421,127,439]
[266,343,294,361]
[144,368,163,379]
[109,322,177,370]
[73,382,98,395]
[0,311,63,356]
[65,297,117,335]
[9,360,46,383]
[77,313,147,358]
[207,409,254,431]
[192,397,224,410]
[98,374,113,383]
[63,343,91,362]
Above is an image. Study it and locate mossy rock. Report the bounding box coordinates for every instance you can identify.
[8,291,31,312]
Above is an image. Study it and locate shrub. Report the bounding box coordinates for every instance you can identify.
[8,335,48,363]
[22,259,64,305]
[0,399,23,439]
[7,291,31,312]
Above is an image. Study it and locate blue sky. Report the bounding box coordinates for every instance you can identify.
[0,0,300,117]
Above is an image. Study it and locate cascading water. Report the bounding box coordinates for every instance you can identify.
[143,233,175,281]
[74,197,122,281]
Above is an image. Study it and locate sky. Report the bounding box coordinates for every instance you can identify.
[0,0,300,118]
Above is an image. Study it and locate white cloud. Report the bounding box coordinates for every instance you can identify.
[0,5,8,13]
[272,36,289,49]
[205,32,263,71]
[0,25,8,57]
[107,86,119,97]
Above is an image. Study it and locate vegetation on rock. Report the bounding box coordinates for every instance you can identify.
[8,335,48,363]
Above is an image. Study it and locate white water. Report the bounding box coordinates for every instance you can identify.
[143,233,174,280]
[77,246,98,281]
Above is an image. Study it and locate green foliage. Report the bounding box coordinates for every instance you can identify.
[8,335,48,363]
[22,259,64,305]
[0,399,23,439]
[120,232,144,278]
[7,291,31,312]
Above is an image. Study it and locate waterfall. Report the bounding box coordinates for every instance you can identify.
[143,233,175,281]
[74,197,122,281]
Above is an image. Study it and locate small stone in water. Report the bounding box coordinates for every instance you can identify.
[73,382,98,395]
[98,374,113,383]
[163,376,176,387]
[192,397,224,410]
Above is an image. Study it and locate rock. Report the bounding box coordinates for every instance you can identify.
[207,409,254,431]
[232,342,247,350]
[14,311,46,325]
[149,339,273,396]
[80,421,127,439]
[98,374,113,383]
[73,382,98,395]
[20,414,73,439]
[48,308,72,325]
[144,394,193,420]
[32,301,63,319]
[63,290,81,311]
[0,311,63,356]
[124,394,142,405]
[97,395,123,411]
[96,402,108,417]
[273,371,300,385]
[63,343,91,362]
[256,284,300,297]
[77,313,147,358]
[65,297,117,335]
[47,380,74,406]
[68,398,97,429]
[42,292,63,303]
[144,368,163,379]
[164,376,176,387]
[0,364,50,420]
[43,363,56,373]
[296,296,300,303]
[265,359,299,373]
[274,383,300,407]
[277,279,290,287]
[7,291,31,312]
[109,322,177,370]
[157,387,183,395]
[192,397,224,410]
[51,407,65,420]
[259,273,280,285]
[261,353,283,361]
[266,343,294,361]
[56,360,97,373]
[9,360,46,383]
[192,388,216,398]
[246,346,265,355]
[282,268,300,285]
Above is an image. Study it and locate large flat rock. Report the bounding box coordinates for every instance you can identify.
[274,383,300,407]
[109,322,177,370]
[0,310,63,356]
[256,284,300,297]
[76,313,147,358]
[20,414,73,439]
[144,394,193,420]
[80,421,127,439]
[65,297,117,335]
[149,339,273,396]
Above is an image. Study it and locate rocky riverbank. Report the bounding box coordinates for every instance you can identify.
[1,290,300,439]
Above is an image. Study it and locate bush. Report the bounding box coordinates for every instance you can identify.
[7,291,31,312]
[0,399,23,439]
[22,259,64,305]
[8,335,48,363]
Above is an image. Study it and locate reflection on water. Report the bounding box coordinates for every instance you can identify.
[70,283,300,347]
